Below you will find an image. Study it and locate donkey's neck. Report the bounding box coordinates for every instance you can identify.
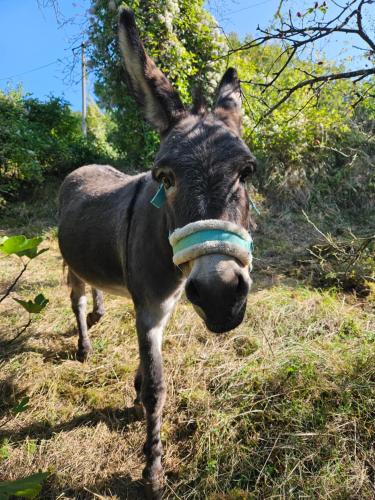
[124,173,184,305]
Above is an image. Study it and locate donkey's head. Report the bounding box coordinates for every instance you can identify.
[119,9,256,333]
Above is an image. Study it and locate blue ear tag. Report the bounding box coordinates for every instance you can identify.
[150,184,167,208]
[248,196,260,215]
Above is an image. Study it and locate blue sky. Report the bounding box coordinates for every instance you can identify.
[0,0,366,110]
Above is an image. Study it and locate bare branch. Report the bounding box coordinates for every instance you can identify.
[225,0,375,124]
[357,0,375,52]
[245,67,375,126]
[0,261,29,304]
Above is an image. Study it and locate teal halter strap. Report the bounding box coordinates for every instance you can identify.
[169,219,253,267]
[172,229,253,256]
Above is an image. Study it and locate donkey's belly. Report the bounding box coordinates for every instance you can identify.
[60,227,129,296]
[70,268,131,298]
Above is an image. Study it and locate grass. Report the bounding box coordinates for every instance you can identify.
[0,184,374,499]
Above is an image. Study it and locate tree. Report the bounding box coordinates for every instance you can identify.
[226,0,375,124]
[87,0,227,166]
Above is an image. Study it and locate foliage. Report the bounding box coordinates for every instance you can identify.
[0,393,48,500]
[226,34,375,207]
[85,2,375,208]
[300,216,375,296]
[0,235,46,259]
[0,471,48,499]
[0,235,49,342]
[0,89,117,205]
[87,0,226,166]
[14,294,49,314]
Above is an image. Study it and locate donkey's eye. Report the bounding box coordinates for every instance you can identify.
[160,173,173,190]
[239,167,251,184]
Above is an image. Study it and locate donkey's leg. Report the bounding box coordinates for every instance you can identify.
[135,301,175,497]
[133,365,144,418]
[87,288,105,329]
[68,269,92,362]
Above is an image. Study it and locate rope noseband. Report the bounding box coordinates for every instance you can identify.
[169,220,253,268]
[151,184,253,268]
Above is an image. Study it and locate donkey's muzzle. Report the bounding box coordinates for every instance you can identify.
[185,261,250,333]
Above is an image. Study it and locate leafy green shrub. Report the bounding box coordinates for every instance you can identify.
[227,36,375,208]
[0,89,118,205]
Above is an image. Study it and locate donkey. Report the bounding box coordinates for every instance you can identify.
[58,8,256,497]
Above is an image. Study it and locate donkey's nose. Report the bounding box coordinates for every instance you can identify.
[185,269,249,309]
[185,255,251,333]
[185,277,201,306]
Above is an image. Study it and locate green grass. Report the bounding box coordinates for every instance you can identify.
[0,186,374,499]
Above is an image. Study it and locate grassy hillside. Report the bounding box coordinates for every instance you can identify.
[0,185,374,499]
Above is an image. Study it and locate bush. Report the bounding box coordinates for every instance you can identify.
[0,89,118,205]
[225,36,375,209]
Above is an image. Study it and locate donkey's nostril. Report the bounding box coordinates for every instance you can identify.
[236,273,248,296]
[185,278,201,305]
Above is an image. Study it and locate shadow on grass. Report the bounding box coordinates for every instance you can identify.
[42,473,146,499]
[0,376,29,421]
[0,331,37,363]
[0,323,78,364]
[0,405,143,442]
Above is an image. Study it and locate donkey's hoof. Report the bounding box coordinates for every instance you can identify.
[76,348,91,363]
[143,466,164,499]
[143,479,164,500]
[87,311,103,329]
[133,401,144,419]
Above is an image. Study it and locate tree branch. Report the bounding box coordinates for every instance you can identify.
[0,261,29,304]
[356,0,375,52]
[224,0,375,124]
[244,67,375,126]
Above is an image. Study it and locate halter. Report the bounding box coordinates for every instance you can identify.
[169,219,253,268]
[151,184,253,268]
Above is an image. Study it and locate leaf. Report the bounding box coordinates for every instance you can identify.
[0,471,48,499]
[12,396,30,415]
[14,294,49,314]
[0,236,43,259]
[0,440,10,461]
[17,247,49,259]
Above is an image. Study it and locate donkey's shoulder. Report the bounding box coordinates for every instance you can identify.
[64,164,129,185]
[59,164,131,200]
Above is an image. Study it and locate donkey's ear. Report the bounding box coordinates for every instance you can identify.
[118,8,185,134]
[213,68,242,135]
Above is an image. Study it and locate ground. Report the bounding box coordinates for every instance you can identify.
[0,182,374,499]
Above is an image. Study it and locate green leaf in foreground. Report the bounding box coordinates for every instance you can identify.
[14,294,49,314]
[0,471,48,499]
[0,236,43,258]
[12,396,30,415]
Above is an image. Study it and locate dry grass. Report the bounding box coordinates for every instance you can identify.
[0,187,374,499]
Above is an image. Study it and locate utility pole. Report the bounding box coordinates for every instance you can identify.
[81,42,87,137]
